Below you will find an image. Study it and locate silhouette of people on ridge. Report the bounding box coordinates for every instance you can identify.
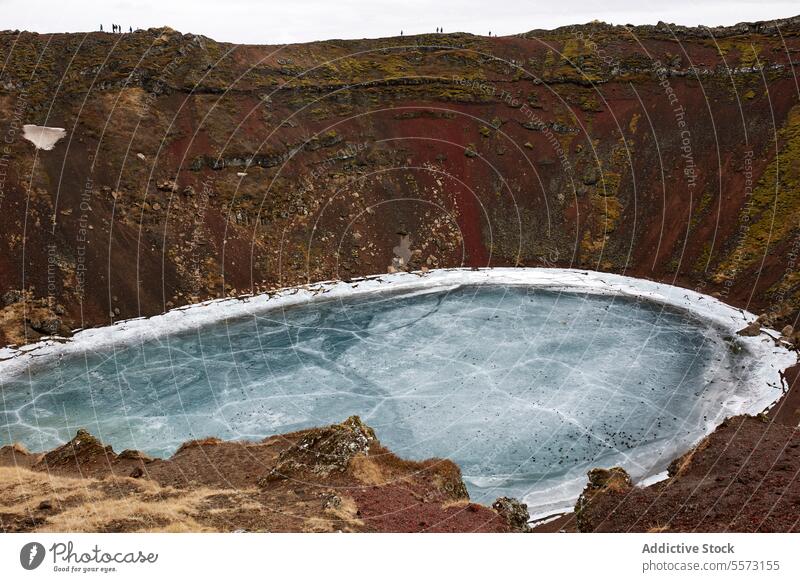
[102,24,132,33]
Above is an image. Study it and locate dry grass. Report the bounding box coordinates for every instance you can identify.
[349,454,389,486]
[303,495,363,532]
[440,498,470,510]
[0,466,222,532]
[669,436,711,478]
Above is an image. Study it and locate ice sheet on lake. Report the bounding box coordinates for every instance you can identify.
[0,268,794,518]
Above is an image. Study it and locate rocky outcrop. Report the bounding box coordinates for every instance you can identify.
[260,415,376,483]
[33,428,151,479]
[574,467,633,531]
[492,497,531,532]
[36,429,112,471]
[0,290,71,345]
[573,415,800,532]
[0,419,516,533]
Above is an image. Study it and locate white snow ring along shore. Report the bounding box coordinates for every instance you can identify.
[22,124,66,151]
[0,268,795,400]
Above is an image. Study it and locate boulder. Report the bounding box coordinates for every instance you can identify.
[584,467,632,491]
[736,321,761,337]
[492,497,531,532]
[156,179,179,192]
[35,429,115,473]
[27,314,63,336]
[582,167,599,185]
[2,289,23,306]
[259,416,376,484]
[574,466,632,531]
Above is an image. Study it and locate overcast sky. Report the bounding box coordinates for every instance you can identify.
[2,0,798,44]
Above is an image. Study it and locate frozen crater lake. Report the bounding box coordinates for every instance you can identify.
[0,269,793,516]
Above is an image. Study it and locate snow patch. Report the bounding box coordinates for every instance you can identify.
[22,125,66,151]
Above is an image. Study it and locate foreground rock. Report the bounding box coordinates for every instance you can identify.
[0,418,516,533]
[573,415,800,532]
[492,497,531,532]
[259,415,378,482]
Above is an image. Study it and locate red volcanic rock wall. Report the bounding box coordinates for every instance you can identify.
[1,19,800,342]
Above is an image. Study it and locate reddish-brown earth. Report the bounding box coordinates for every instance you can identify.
[0,417,520,532]
[1,16,800,532]
[2,18,800,341]
[573,413,800,532]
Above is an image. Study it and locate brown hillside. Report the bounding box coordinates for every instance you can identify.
[1,19,800,340]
